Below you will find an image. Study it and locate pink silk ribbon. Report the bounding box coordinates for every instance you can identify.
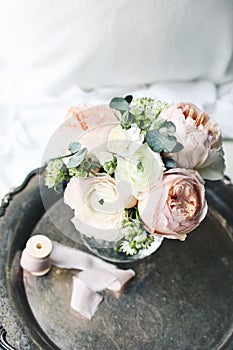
[20,239,135,319]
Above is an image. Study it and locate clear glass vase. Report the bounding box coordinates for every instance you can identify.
[80,232,164,263]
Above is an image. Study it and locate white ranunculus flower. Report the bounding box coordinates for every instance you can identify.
[115,144,165,198]
[97,151,114,166]
[107,124,144,157]
[64,175,136,241]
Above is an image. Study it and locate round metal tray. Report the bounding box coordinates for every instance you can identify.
[0,169,233,350]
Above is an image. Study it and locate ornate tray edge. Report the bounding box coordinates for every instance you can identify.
[0,166,61,350]
[0,169,233,350]
[0,169,45,350]
[0,168,44,350]
[0,167,45,218]
[0,326,15,350]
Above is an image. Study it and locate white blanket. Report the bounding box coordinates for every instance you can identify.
[0,0,233,197]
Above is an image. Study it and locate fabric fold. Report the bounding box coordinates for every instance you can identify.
[50,241,117,271]
[71,278,103,320]
[20,236,135,319]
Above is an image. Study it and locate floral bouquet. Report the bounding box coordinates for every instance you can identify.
[44,96,225,260]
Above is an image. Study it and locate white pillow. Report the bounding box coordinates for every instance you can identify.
[0,0,232,98]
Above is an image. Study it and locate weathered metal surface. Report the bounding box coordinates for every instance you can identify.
[0,169,233,350]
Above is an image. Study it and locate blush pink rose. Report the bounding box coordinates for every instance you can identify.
[138,168,208,241]
[64,104,120,131]
[44,104,121,161]
[62,104,121,164]
[160,102,225,180]
[65,103,90,129]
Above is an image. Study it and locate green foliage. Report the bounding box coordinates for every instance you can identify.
[121,111,134,129]
[103,157,117,175]
[45,139,101,186]
[67,148,87,168]
[163,157,177,169]
[68,142,81,153]
[146,121,183,153]
[69,157,99,178]
[109,97,130,113]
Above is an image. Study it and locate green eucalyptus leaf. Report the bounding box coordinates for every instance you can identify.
[152,119,166,129]
[109,97,130,113]
[163,157,176,169]
[171,142,184,153]
[140,118,152,131]
[121,111,135,129]
[164,121,176,133]
[68,142,81,153]
[146,130,163,152]
[67,148,87,168]
[128,111,135,123]
[82,159,92,170]
[146,129,179,153]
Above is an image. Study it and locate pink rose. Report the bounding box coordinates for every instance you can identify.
[64,104,120,131]
[67,104,121,164]
[48,104,121,164]
[65,103,90,129]
[138,168,208,241]
[160,103,225,180]
[43,104,120,161]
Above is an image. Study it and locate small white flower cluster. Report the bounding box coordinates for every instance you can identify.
[118,219,154,256]
[44,158,64,189]
[131,97,168,118]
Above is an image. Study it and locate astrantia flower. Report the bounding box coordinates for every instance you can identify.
[118,218,155,255]
[119,241,137,256]
[45,159,65,189]
[120,219,142,240]
[129,98,169,130]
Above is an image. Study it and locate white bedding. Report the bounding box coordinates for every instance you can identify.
[0,0,233,197]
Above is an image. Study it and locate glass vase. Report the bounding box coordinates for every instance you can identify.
[80,232,164,263]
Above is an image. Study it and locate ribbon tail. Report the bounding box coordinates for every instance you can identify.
[71,268,135,319]
[107,269,135,292]
[71,277,103,320]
